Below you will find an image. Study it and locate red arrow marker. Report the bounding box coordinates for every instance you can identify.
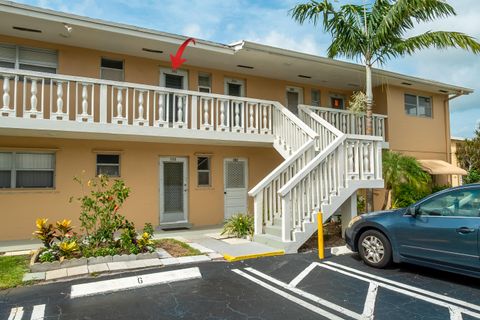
[170,37,196,71]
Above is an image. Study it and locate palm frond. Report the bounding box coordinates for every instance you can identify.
[289,0,334,29]
[374,0,456,48]
[396,31,480,55]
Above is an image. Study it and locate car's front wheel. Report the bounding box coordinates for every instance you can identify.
[358,230,392,268]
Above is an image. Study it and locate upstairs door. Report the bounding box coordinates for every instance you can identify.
[159,156,188,225]
[224,158,248,220]
[286,86,303,115]
[224,78,245,97]
[160,68,188,125]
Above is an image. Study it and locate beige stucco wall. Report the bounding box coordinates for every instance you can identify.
[0,136,283,240]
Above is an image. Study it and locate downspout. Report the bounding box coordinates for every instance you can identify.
[444,91,466,185]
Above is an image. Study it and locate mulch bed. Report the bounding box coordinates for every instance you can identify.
[298,221,345,252]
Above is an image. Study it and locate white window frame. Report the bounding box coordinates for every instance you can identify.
[329,93,345,109]
[160,67,189,89]
[198,72,211,93]
[404,93,433,118]
[96,153,121,177]
[0,43,58,73]
[100,57,124,81]
[197,156,211,187]
[224,77,245,97]
[311,89,321,107]
[0,151,55,189]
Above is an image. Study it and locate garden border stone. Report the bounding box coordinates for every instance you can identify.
[30,251,170,272]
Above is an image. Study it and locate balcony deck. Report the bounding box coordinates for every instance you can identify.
[0,68,280,146]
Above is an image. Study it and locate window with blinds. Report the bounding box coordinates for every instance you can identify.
[165,73,184,89]
[198,73,211,93]
[311,89,321,107]
[0,43,58,73]
[0,152,55,188]
[100,58,124,81]
[96,154,120,177]
[197,156,211,187]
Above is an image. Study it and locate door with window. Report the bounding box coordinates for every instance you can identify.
[286,86,303,114]
[396,188,480,270]
[159,157,188,224]
[224,158,248,220]
[160,68,188,125]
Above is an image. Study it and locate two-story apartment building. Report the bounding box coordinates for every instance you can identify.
[0,1,472,252]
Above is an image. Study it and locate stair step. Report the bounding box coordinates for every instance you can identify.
[264,224,282,237]
[253,233,286,249]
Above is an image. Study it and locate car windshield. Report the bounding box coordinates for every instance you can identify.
[418,188,480,217]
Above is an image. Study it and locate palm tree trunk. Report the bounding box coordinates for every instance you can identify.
[365,63,374,212]
[381,189,391,210]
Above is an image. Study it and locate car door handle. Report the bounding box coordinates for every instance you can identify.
[456,227,476,234]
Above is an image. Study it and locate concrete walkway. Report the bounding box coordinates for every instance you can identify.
[1,225,283,262]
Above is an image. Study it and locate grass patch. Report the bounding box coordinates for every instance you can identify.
[0,255,30,290]
[153,239,202,257]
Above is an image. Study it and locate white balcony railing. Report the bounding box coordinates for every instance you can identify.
[0,68,282,139]
[304,105,387,140]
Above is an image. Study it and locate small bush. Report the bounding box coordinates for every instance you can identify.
[221,213,254,239]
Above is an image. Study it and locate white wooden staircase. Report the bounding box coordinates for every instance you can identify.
[250,104,384,253]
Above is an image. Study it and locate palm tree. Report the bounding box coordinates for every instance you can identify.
[382,150,430,209]
[290,0,480,211]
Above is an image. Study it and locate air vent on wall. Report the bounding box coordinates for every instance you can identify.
[298,74,312,79]
[439,89,449,93]
[347,83,359,87]
[142,48,163,53]
[237,64,254,69]
[401,82,412,86]
[13,26,42,33]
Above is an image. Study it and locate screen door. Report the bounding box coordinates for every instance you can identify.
[224,158,248,220]
[160,157,188,224]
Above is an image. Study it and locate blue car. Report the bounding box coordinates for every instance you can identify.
[345,184,480,278]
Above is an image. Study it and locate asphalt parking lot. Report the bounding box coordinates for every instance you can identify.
[1,252,479,320]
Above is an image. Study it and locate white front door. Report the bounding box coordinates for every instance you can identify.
[224,158,248,220]
[286,86,304,114]
[160,156,188,224]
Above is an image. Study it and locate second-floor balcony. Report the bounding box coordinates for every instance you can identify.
[0,67,387,150]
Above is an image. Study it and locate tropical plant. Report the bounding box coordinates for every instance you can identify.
[348,91,367,114]
[464,169,480,184]
[71,175,131,248]
[456,130,480,184]
[290,0,480,211]
[221,213,254,239]
[391,183,430,208]
[33,218,56,249]
[382,150,431,209]
[58,240,79,258]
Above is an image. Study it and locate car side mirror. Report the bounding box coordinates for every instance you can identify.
[408,205,419,217]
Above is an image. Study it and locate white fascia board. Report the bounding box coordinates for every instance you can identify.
[240,41,474,94]
[0,0,234,55]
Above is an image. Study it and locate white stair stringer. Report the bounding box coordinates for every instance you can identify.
[251,105,385,253]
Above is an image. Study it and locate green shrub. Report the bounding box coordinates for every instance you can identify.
[465,169,480,184]
[71,175,131,249]
[221,214,254,239]
[392,183,430,208]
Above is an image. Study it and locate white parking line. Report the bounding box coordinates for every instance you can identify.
[232,269,345,320]
[70,267,202,299]
[362,282,378,320]
[244,267,363,319]
[7,307,23,320]
[7,305,45,320]
[288,262,317,288]
[317,262,480,319]
[324,261,480,313]
[30,304,45,320]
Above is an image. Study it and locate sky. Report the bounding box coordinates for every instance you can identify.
[13,0,480,138]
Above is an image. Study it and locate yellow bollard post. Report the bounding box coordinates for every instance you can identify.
[317,211,324,260]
